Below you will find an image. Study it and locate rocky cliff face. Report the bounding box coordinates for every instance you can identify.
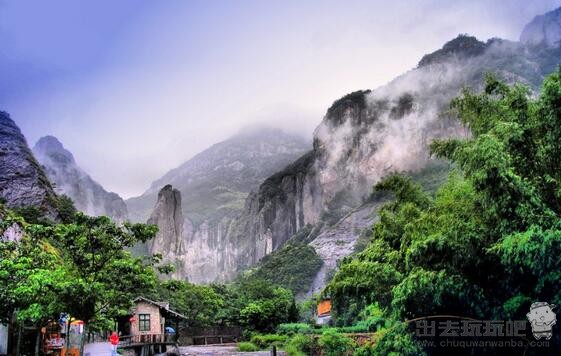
[232,20,561,292]
[128,127,309,282]
[520,6,561,47]
[33,136,128,221]
[0,112,59,219]
[146,185,188,279]
[135,8,561,290]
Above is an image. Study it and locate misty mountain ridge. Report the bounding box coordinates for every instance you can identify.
[220,6,561,294]
[520,6,561,47]
[2,6,561,292]
[127,126,309,225]
[125,126,310,282]
[33,135,128,221]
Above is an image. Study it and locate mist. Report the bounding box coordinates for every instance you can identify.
[0,0,559,198]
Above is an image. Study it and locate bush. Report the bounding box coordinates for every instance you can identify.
[335,325,368,333]
[373,325,426,355]
[353,303,387,332]
[284,334,316,356]
[249,334,287,349]
[248,242,323,294]
[318,329,356,356]
[277,323,314,335]
[238,342,259,352]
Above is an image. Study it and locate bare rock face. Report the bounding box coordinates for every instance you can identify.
[520,7,561,47]
[0,112,58,219]
[234,22,561,290]
[33,136,128,221]
[127,127,310,283]
[147,185,188,279]
[131,7,561,288]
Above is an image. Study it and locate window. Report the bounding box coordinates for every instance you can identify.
[138,314,150,332]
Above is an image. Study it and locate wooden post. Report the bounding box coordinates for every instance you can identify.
[271,345,277,356]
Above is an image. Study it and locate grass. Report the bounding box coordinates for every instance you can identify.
[238,342,259,352]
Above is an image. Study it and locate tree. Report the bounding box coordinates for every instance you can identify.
[0,209,71,355]
[157,280,224,327]
[43,213,160,332]
[326,68,561,353]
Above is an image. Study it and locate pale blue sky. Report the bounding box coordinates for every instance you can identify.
[1,0,560,197]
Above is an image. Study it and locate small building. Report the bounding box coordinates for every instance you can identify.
[316,299,332,325]
[118,296,188,338]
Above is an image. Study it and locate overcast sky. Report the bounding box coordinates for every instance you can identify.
[1,0,560,198]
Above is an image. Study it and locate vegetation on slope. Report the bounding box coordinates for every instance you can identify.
[242,242,323,295]
[325,69,561,353]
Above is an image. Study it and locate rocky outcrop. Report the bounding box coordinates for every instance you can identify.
[127,127,309,282]
[520,7,561,47]
[33,136,128,221]
[232,16,561,291]
[135,8,561,289]
[306,201,382,296]
[0,112,58,219]
[147,185,188,279]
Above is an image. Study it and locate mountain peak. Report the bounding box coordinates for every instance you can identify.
[33,135,128,221]
[34,135,75,165]
[0,112,59,218]
[418,34,487,67]
[520,6,561,47]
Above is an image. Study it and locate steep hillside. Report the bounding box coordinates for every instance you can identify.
[131,7,561,291]
[0,112,59,220]
[230,12,561,293]
[520,6,561,47]
[127,127,309,282]
[33,136,128,221]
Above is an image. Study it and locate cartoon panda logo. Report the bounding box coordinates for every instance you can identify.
[526,302,557,340]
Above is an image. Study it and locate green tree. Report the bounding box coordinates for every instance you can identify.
[326,68,561,352]
[44,213,160,332]
[157,280,224,327]
[0,209,72,355]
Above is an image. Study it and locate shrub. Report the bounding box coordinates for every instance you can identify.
[354,303,387,332]
[373,325,426,355]
[277,323,314,335]
[238,342,259,352]
[318,329,356,356]
[284,334,315,356]
[335,325,368,333]
[249,333,287,349]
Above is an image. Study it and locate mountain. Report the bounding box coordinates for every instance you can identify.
[33,136,128,221]
[146,185,187,280]
[132,7,561,291]
[0,112,59,220]
[223,8,561,293]
[520,6,561,47]
[126,127,310,282]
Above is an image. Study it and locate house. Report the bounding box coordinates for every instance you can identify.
[118,296,188,337]
[316,299,332,325]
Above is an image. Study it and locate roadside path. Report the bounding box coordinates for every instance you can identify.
[84,342,113,356]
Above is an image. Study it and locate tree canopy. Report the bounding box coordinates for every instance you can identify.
[326,68,561,353]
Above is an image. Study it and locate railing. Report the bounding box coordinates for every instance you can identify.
[118,334,176,347]
[178,326,242,346]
